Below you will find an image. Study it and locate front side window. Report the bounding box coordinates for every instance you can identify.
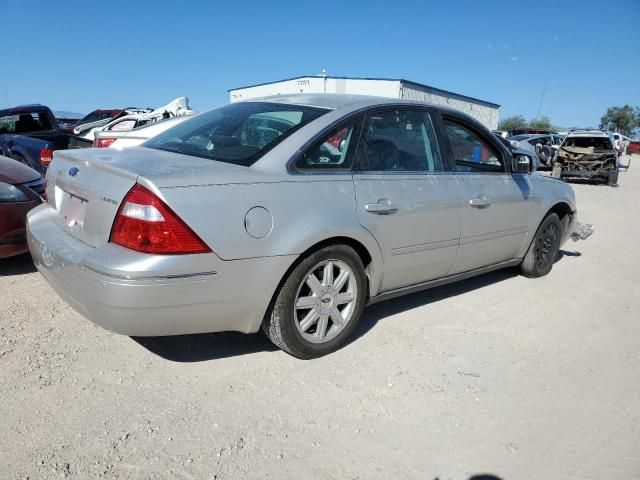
[295,121,358,171]
[443,119,504,172]
[145,102,329,166]
[356,109,440,172]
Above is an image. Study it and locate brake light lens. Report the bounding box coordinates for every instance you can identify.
[40,148,53,167]
[93,137,117,148]
[110,184,211,254]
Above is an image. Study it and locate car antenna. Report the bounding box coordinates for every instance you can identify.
[535,77,548,120]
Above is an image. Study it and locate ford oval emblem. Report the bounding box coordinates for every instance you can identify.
[68,167,79,177]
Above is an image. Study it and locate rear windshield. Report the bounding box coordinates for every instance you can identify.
[81,110,118,124]
[0,111,53,134]
[563,137,613,150]
[144,102,329,166]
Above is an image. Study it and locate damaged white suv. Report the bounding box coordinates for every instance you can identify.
[552,130,619,186]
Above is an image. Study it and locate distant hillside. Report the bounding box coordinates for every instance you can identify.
[54,110,84,119]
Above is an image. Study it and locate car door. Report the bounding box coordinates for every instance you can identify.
[437,112,534,274]
[352,107,463,292]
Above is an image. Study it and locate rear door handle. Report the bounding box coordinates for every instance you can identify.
[469,195,492,208]
[365,199,398,214]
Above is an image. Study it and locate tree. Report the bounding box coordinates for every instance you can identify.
[498,115,527,132]
[599,105,640,136]
[529,116,552,131]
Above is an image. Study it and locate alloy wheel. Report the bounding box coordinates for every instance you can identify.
[293,260,358,344]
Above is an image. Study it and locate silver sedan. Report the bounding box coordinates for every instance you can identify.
[27,94,589,358]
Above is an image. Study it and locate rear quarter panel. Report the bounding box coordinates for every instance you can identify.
[157,176,385,294]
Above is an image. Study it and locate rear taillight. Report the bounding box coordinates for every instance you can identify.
[93,138,117,148]
[110,184,211,254]
[40,148,53,167]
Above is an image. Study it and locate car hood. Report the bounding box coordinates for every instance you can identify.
[557,146,616,162]
[0,155,41,184]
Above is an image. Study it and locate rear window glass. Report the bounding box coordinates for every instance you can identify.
[0,112,53,134]
[144,102,329,166]
[80,111,118,124]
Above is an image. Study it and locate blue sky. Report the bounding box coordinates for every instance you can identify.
[3,0,639,127]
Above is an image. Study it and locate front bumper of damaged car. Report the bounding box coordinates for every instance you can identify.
[561,210,594,243]
[557,168,615,179]
[570,220,594,241]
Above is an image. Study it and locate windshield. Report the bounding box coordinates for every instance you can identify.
[145,102,329,166]
[563,137,613,150]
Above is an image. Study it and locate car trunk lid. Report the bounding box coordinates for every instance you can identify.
[45,147,255,248]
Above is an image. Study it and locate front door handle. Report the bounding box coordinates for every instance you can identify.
[365,199,398,214]
[469,195,492,208]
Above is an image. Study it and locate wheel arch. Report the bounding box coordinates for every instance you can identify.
[520,200,574,259]
[546,201,575,243]
[289,234,383,295]
[262,233,384,332]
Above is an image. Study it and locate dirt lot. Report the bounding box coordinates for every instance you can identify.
[1,158,639,480]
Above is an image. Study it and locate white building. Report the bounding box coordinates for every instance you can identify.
[228,76,500,130]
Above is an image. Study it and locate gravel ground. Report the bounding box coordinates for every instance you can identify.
[1,158,639,480]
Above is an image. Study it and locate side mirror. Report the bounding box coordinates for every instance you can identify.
[512,154,533,173]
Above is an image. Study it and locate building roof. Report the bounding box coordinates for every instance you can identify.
[228,75,500,109]
[241,93,400,110]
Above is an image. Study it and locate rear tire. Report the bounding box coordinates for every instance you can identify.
[521,213,562,278]
[262,245,367,359]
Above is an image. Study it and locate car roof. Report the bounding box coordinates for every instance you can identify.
[566,130,609,138]
[236,93,491,128]
[0,104,48,116]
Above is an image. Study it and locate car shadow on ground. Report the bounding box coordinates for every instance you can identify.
[348,268,518,345]
[132,331,279,362]
[134,251,583,362]
[0,253,36,276]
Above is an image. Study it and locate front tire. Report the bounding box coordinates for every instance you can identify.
[262,245,367,359]
[606,169,619,187]
[520,213,562,278]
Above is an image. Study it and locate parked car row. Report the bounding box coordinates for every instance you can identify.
[494,127,634,187]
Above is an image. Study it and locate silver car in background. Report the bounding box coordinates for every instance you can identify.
[27,94,589,358]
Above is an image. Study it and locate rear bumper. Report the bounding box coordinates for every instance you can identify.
[27,204,296,336]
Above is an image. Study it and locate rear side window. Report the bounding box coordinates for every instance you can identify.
[0,112,53,134]
[145,102,329,166]
[443,119,504,173]
[355,109,441,172]
[295,121,360,171]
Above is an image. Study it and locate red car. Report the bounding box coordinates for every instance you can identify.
[0,155,44,258]
[628,140,640,155]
